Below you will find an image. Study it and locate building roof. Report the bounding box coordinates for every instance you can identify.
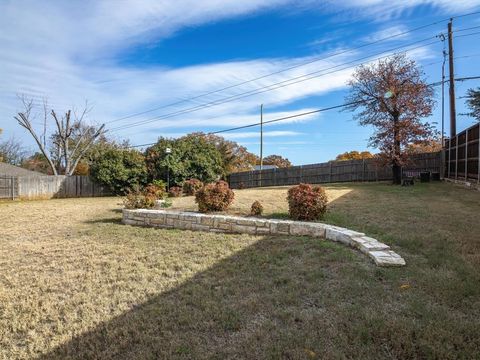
[0,162,46,177]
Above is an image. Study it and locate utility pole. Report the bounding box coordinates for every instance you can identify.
[448,19,457,138]
[260,104,263,170]
[259,104,263,187]
[439,33,447,146]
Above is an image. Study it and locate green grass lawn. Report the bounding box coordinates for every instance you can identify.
[1,182,479,359]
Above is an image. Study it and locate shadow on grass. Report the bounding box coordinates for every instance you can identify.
[84,217,123,225]
[39,183,480,359]
[39,236,366,359]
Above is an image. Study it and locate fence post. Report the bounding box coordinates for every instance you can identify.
[11,176,15,200]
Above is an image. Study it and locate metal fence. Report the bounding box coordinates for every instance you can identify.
[444,122,480,183]
[0,176,17,199]
[228,152,441,189]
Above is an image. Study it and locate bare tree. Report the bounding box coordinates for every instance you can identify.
[14,95,105,175]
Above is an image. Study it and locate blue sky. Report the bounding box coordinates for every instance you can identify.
[1,0,480,165]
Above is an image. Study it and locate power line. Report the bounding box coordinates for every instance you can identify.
[111,29,480,134]
[128,75,480,149]
[109,35,443,133]
[104,11,480,126]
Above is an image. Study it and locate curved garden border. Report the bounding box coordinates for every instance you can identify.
[122,209,405,267]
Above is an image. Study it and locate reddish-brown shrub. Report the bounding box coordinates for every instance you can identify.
[168,186,183,197]
[143,183,166,199]
[287,183,328,221]
[250,200,264,216]
[195,180,235,213]
[182,178,204,196]
[123,185,156,209]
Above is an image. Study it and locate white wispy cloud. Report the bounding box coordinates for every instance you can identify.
[0,0,463,151]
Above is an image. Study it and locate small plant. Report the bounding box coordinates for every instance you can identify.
[123,185,156,209]
[159,197,173,208]
[195,180,235,213]
[152,179,167,190]
[250,200,263,216]
[168,186,183,197]
[182,178,204,196]
[287,183,328,221]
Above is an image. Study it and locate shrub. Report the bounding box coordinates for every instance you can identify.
[250,200,263,216]
[287,183,328,221]
[182,178,204,196]
[195,180,235,213]
[144,183,166,200]
[168,186,183,197]
[123,185,156,209]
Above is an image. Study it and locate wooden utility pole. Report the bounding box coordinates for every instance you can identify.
[448,19,457,138]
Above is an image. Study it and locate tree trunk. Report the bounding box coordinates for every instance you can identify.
[392,114,401,184]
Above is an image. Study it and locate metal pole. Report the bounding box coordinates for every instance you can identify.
[448,20,457,138]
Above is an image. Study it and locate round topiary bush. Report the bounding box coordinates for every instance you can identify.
[287,183,328,221]
[250,200,263,216]
[182,178,204,196]
[168,186,183,197]
[195,180,235,213]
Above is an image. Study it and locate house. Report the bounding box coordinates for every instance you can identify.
[0,162,45,177]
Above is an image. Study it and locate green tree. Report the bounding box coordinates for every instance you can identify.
[196,133,258,174]
[89,144,147,195]
[465,88,480,121]
[145,134,223,186]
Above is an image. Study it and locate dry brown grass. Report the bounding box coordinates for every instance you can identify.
[1,182,479,359]
[170,185,352,216]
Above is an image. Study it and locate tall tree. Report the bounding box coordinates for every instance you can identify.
[13,96,105,175]
[195,133,258,174]
[262,154,292,168]
[345,54,436,184]
[145,134,224,185]
[464,87,480,121]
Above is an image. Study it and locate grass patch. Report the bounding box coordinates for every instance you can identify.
[1,182,479,358]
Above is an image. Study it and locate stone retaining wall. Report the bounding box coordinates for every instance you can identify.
[122,209,405,267]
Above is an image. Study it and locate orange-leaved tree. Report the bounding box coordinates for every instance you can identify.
[345,54,436,184]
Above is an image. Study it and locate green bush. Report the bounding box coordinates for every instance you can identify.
[90,146,147,195]
[287,183,328,221]
[250,200,264,216]
[195,180,234,213]
[182,178,204,196]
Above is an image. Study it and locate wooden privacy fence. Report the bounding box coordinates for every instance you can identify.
[444,122,480,183]
[0,176,17,199]
[228,152,441,189]
[0,175,110,199]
